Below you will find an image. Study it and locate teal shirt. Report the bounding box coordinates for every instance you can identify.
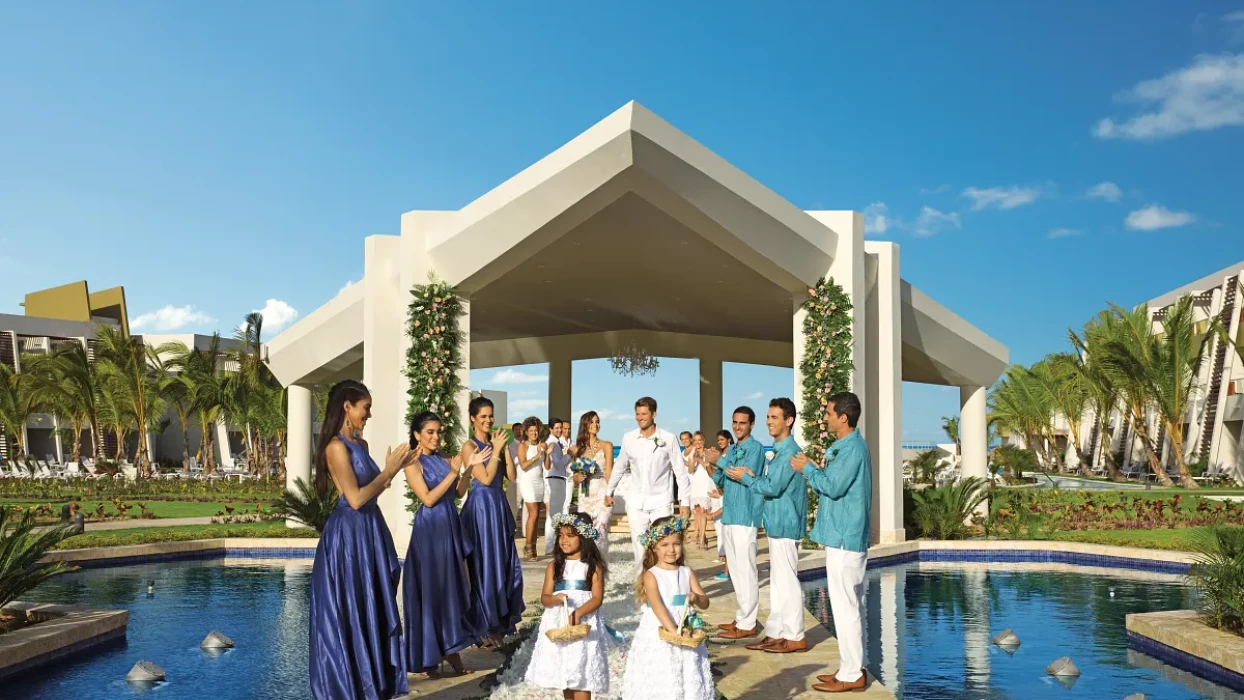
[805,429,872,553]
[740,435,806,541]
[710,437,765,527]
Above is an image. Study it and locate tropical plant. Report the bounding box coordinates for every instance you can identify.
[159,335,228,475]
[1042,352,1092,472]
[270,477,338,532]
[941,415,960,466]
[906,450,942,485]
[910,476,990,539]
[1186,526,1244,635]
[0,364,38,459]
[1069,318,1126,481]
[988,365,1060,472]
[0,508,78,609]
[94,325,166,474]
[990,444,1037,483]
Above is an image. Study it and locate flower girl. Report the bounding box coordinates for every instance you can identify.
[622,517,714,700]
[525,513,610,699]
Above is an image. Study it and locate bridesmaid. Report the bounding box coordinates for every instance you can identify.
[403,411,484,676]
[458,396,525,650]
[309,380,413,700]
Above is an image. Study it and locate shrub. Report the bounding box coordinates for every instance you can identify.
[0,509,78,608]
[269,478,337,533]
[911,477,989,540]
[1187,526,1244,635]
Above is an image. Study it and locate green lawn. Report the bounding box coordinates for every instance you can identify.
[3,498,269,519]
[1051,528,1203,552]
[52,520,317,550]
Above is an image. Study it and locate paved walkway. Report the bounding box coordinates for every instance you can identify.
[84,516,215,531]
[401,533,894,699]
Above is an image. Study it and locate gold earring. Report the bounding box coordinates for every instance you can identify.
[343,416,354,435]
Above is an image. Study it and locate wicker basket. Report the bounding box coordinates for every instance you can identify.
[659,627,707,648]
[545,606,590,643]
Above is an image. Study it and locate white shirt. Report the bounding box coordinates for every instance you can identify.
[545,435,570,479]
[607,426,691,510]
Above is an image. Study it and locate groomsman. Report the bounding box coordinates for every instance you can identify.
[794,392,872,693]
[544,418,571,555]
[726,397,807,654]
[707,406,766,640]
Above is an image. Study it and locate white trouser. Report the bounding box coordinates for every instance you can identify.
[626,502,674,564]
[825,546,868,682]
[721,524,759,629]
[765,537,804,642]
[543,477,569,553]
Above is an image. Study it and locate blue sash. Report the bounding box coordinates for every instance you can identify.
[553,578,623,642]
[645,593,687,608]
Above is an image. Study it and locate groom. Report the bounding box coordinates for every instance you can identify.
[605,396,692,563]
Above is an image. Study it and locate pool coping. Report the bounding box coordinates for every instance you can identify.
[1126,610,1244,692]
[0,602,128,681]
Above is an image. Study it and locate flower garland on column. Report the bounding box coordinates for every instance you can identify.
[404,273,466,456]
[799,276,853,531]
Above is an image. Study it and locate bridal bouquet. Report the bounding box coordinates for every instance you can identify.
[569,457,601,497]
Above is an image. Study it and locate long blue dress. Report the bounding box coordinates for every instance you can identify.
[460,436,525,637]
[403,452,480,672]
[309,436,407,700]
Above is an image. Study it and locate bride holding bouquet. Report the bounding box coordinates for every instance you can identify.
[567,411,614,555]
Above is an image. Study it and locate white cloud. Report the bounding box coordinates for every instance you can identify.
[254,299,298,332]
[863,202,889,235]
[1093,53,1244,140]
[130,305,215,332]
[489,369,549,384]
[912,206,962,237]
[744,391,765,400]
[1125,204,1197,231]
[961,186,1040,211]
[1086,181,1123,202]
[1048,227,1083,240]
[510,398,548,414]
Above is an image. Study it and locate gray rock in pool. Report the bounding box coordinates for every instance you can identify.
[126,661,166,682]
[1045,657,1080,677]
[990,629,1021,647]
[201,631,235,649]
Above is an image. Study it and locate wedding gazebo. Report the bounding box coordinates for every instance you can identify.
[264,102,1008,549]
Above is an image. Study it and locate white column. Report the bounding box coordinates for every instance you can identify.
[810,211,867,436]
[960,385,988,504]
[865,242,904,544]
[699,357,722,436]
[52,415,64,464]
[286,384,312,527]
[216,417,234,469]
[548,356,571,423]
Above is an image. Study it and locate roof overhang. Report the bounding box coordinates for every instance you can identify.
[900,281,1008,387]
[265,282,364,386]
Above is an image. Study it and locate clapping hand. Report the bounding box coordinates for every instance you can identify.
[490,427,510,449]
[566,444,580,458]
[791,452,811,474]
[705,447,722,464]
[470,448,491,467]
[384,444,415,474]
[450,454,467,478]
[725,466,753,482]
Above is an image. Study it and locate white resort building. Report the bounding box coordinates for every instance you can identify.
[265,102,1010,547]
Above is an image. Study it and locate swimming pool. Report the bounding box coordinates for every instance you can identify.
[802,561,1238,699]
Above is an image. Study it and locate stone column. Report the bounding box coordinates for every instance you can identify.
[548,356,571,424]
[960,386,989,506]
[865,242,904,544]
[286,384,312,527]
[699,357,722,436]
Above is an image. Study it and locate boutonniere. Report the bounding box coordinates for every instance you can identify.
[827,449,839,463]
[652,437,664,452]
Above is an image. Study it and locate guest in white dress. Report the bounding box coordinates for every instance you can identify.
[687,432,718,551]
[525,513,611,699]
[516,416,548,561]
[622,516,714,700]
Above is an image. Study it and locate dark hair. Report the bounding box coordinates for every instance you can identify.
[549,417,563,429]
[769,397,797,428]
[716,430,734,446]
[732,406,756,424]
[409,411,442,449]
[314,380,370,496]
[575,411,598,458]
[553,513,607,587]
[679,431,693,441]
[828,391,862,428]
[635,396,657,413]
[468,395,494,419]
[521,416,544,442]
[511,422,522,435]
[635,515,685,604]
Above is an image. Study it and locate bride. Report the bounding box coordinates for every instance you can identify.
[567,411,614,555]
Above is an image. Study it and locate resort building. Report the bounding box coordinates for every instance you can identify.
[265,102,1010,547]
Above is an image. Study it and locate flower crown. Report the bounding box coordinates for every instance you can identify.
[639,517,689,550]
[551,513,600,542]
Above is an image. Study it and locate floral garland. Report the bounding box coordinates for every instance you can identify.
[404,276,465,515]
[799,276,853,531]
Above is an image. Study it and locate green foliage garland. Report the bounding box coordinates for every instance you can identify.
[799,276,853,531]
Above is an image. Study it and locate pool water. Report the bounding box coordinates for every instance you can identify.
[6,559,313,699]
[803,562,1243,699]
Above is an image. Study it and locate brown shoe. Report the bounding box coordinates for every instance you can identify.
[718,625,760,640]
[816,673,837,684]
[744,637,779,651]
[765,638,809,654]
[812,670,867,693]
[717,621,738,632]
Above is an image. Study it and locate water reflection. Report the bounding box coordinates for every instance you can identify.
[803,561,1239,700]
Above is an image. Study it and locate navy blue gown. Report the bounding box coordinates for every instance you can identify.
[309,436,407,700]
[460,436,525,638]
[403,452,480,672]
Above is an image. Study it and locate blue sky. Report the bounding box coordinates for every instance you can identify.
[2,2,1241,442]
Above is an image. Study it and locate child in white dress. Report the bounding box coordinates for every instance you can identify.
[525,513,610,699]
[622,516,714,700]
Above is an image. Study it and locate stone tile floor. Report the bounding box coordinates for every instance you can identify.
[400,533,894,699]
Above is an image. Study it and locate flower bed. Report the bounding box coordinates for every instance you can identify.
[985,488,1244,537]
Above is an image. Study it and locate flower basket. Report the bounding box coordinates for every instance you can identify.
[545,605,590,643]
[659,605,706,648]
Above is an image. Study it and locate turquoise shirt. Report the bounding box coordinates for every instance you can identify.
[740,434,806,541]
[710,437,765,528]
[805,429,872,553]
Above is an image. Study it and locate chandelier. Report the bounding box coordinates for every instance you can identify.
[609,341,659,377]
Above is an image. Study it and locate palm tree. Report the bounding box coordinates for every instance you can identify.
[93,326,161,474]
[988,365,1060,472]
[157,366,193,470]
[44,343,101,463]
[941,415,960,467]
[1069,317,1127,481]
[907,449,942,485]
[160,335,227,474]
[0,364,38,459]
[1041,352,1092,473]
